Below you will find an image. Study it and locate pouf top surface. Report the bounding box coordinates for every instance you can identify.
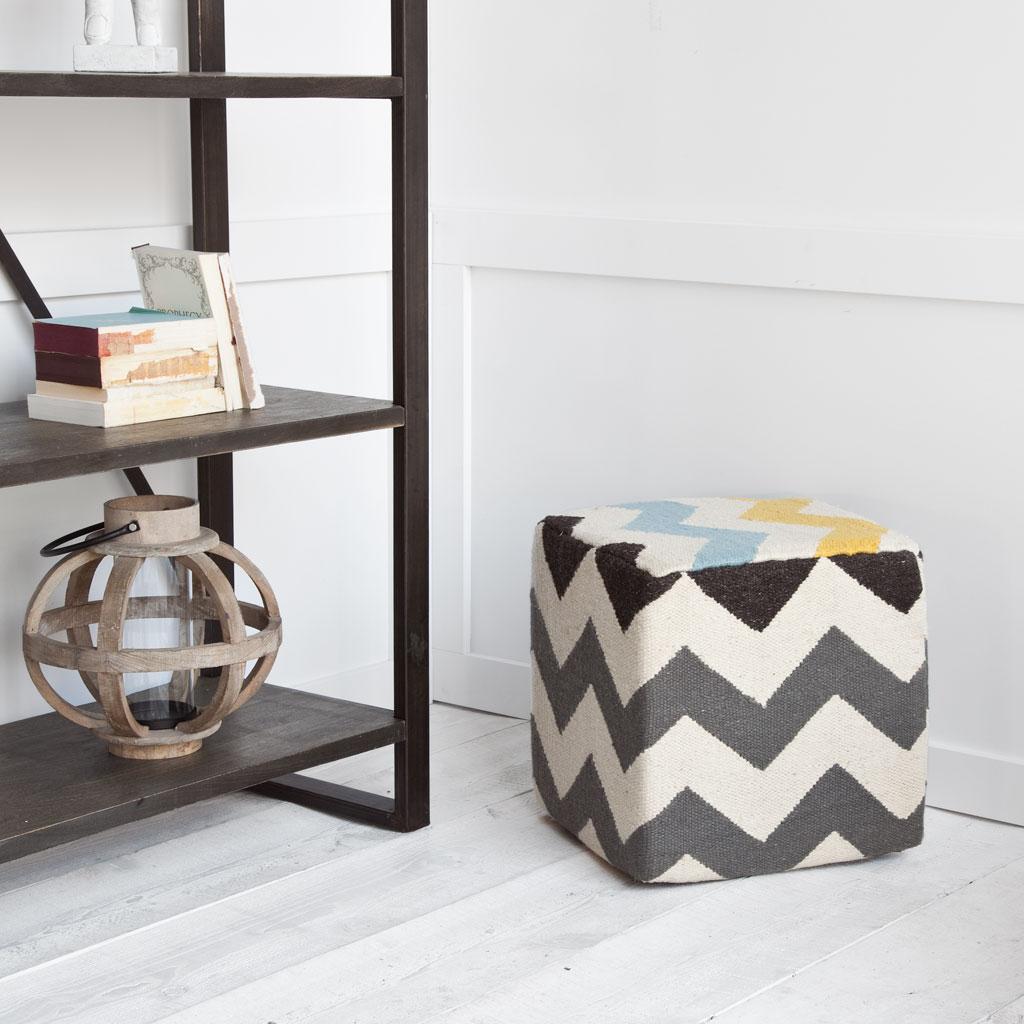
[548,497,918,574]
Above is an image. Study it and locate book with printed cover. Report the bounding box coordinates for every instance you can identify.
[133,244,264,410]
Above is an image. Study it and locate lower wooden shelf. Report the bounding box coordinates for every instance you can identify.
[0,684,405,864]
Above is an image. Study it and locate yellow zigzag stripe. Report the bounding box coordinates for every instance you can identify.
[740,498,886,557]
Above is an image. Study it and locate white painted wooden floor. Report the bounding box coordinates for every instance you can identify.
[1,704,1022,1024]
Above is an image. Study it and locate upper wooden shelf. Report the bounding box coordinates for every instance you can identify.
[0,71,402,100]
[0,385,404,489]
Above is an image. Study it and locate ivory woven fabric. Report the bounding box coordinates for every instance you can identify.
[531,497,928,883]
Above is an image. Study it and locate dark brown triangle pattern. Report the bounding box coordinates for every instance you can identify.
[595,543,682,630]
[541,516,590,598]
[830,551,923,613]
[689,557,818,631]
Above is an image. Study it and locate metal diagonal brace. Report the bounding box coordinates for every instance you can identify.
[0,225,153,497]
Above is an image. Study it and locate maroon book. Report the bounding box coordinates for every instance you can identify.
[32,310,215,358]
[32,322,102,357]
[35,347,219,389]
[35,352,103,388]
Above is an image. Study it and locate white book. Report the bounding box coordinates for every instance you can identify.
[217,253,264,409]
[133,244,245,411]
[35,377,218,403]
[28,387,228,428]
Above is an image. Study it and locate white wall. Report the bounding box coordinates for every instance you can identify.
[0,1,396,723]
[2,1,1022,828]
[428,1,1024,826]
[431,0,1024,230]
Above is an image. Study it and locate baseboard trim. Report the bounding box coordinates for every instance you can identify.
[432,649,530,720]
[928,743,1024,827]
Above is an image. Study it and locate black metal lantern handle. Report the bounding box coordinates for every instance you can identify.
[40,520,140,558]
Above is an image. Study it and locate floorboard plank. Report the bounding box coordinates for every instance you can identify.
[0,706,519,979]
[141,803,1024,1024]
[2,707,1023,1024]
[705,855,1024,1024]
[0,794,551,1024]
[303,702,519,791]
[0,721,535,1023]
[152,840,704,1024]
[980,992,1024,1023]
[400,811,1024,1024]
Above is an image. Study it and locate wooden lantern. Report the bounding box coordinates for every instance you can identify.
[23,495,282,760]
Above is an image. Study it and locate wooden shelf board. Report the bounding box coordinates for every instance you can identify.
[0,70,402,100]
[0,385,404,489]
[0,683,405,864]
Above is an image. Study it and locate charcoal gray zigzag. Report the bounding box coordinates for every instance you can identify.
[531,590,927,771]
[532,721,925,881]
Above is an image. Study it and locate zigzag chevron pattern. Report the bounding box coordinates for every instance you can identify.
[619,501,769,570]
[553,497,920,578]
[531,497,928,883]
[532,725,925,882]
[532,592,928,770]
[532,542,927,705]
[739,498,887,557]
[533,681,927,843]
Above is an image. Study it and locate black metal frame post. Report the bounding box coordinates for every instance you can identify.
[390,0,430,831]
[234,0,430,829]
[188,0,235,584]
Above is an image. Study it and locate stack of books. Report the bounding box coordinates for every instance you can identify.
[29,309,226,427]
[27,244,264,428]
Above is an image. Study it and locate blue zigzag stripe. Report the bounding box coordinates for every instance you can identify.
[620,501,767,570]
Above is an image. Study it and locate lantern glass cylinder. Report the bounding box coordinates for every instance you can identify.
[120,554,201,730]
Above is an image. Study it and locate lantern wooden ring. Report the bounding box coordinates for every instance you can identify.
[23,495,282,760]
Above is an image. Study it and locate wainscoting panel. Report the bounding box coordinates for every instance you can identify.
[430,209,1024,828]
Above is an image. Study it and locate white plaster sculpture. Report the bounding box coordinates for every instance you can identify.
[74,0,177,73]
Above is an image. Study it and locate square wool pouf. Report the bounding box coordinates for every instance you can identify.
[531,498,928,883]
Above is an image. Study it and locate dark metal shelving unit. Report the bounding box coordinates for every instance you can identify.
[0,0,429,863]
